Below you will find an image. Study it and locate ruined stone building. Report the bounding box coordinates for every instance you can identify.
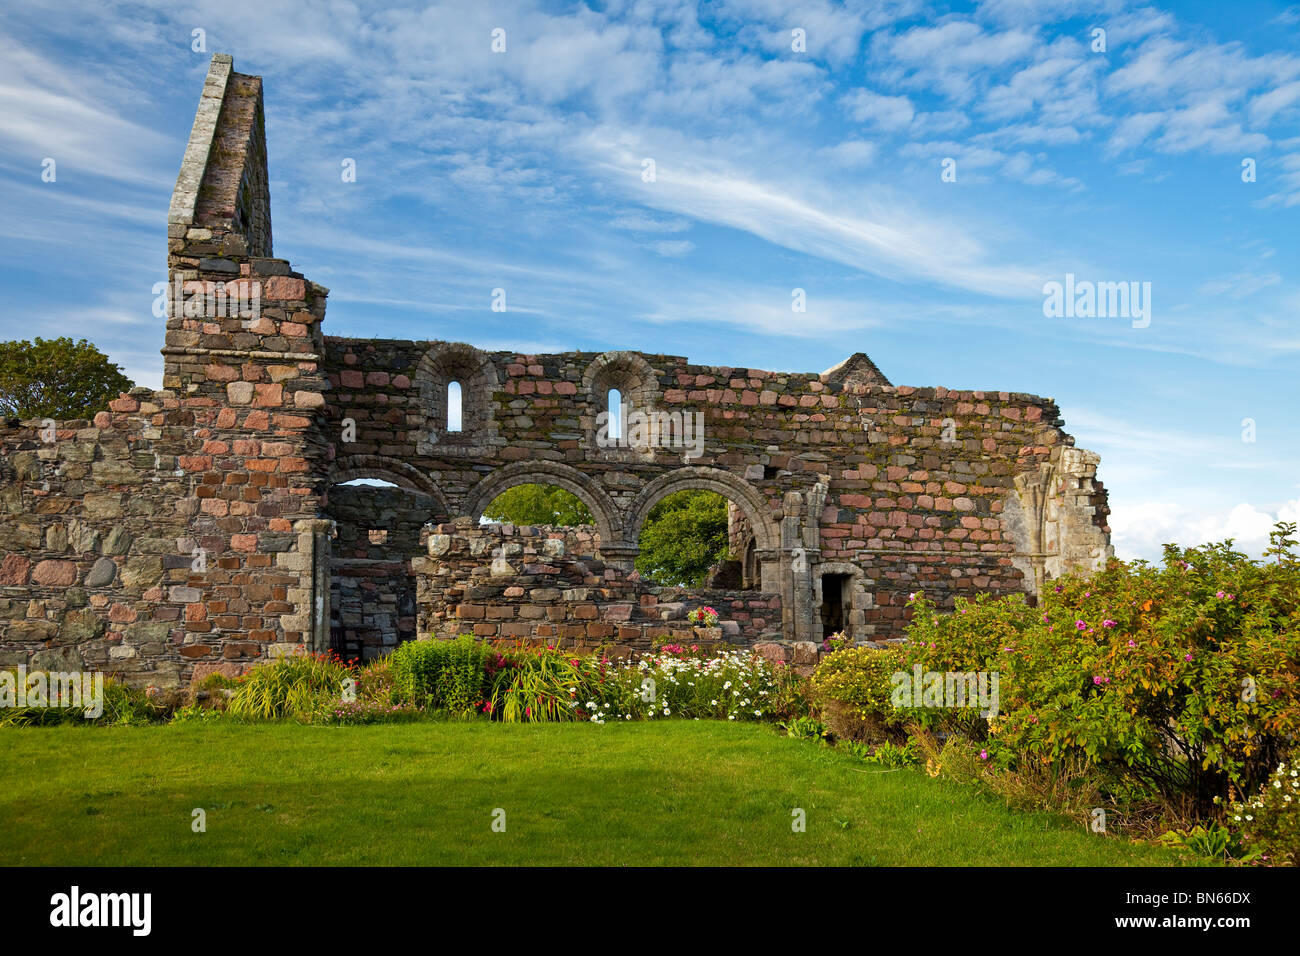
[0,56,1113,686]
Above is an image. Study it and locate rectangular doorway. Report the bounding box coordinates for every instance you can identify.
[821,573,851,639]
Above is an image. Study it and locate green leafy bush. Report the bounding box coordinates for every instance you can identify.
[781,715,828,741]
[0,674,162,726]
[810,523,1300,834]
[989,530,1300,817]
[808,644,909,742]
[867,739,922,769]
[390,636,490,714]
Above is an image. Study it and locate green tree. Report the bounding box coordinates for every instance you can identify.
[635,490,729,586]
[0,337,133,420]
[482,483,594,525]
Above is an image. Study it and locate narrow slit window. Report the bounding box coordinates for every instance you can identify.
[607,387,622,444]
[447,381,462,432]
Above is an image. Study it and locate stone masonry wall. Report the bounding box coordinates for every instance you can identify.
[324,338,1112,644]
[414,522,780,653]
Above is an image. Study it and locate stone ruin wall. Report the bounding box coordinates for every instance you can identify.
[0,54,1114,687]
[324,337,1112,642]
[413,522,780,654]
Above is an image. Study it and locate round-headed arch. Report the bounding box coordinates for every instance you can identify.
[463,461,622,545]
[414,341,501,453]
[330,454,451,519]
[625,466,779,551]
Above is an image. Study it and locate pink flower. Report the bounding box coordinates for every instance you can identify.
[1127,640,1136,648]
[1216,591,1225,599]
[1184,653,1193,662]
[979,750,989,760]
[1103,620,1116,628]
[1076,620,1087,631]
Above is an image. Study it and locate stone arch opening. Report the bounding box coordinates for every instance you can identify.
[581,350,659,460]
[330,454,451,518]
[463,461,621,550]
[626,467,778,552]
[414,342,500,456]
[633,488,731,587]
[626,466,780,592]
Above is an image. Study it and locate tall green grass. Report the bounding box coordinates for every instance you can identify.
[225,651,353,720]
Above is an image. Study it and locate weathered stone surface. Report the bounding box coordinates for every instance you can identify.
[0,554,31,586]
[792,641,820,665]
[84,557,118,588]
[60,607,104,641]
[30,645,85,671]
[31,560,78,587]
[120,557,163,589]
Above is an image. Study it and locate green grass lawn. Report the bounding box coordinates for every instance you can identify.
[0,721,1198,866]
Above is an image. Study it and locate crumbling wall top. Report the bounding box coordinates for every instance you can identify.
[168,53,272,258]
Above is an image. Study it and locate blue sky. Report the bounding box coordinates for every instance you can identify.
[1,0,1297,561]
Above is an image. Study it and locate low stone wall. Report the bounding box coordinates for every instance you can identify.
[413,521,781,653]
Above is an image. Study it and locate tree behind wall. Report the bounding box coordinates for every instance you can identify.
[635,490,729,587]
[0,337,134,420]
[482,483,594,526]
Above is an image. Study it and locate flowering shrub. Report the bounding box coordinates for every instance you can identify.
[810,523,1300,830]
[688,606,719,627]
[1222,759,1300,865]
[486,644,631,723]
[990,532,1300,816]
[808,645,910,742]
[621,648,782,722]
